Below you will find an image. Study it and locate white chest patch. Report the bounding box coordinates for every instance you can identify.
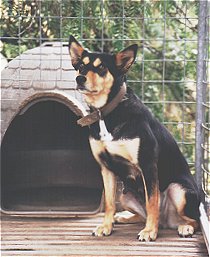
[89,137,140,165]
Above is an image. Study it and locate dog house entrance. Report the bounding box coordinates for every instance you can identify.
[1,100,103,214]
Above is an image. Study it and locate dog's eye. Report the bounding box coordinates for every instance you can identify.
[98,64,105,70]
[97,63,107,76]
[79,63,85,72]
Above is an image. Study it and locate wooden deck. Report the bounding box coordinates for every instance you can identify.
[1,214,208,257]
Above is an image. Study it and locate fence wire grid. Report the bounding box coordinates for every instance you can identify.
[1,1,209,215]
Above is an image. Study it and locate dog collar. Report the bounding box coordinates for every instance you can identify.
[77,83,127,127]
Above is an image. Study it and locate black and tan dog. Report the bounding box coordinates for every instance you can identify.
[68,35,200,241]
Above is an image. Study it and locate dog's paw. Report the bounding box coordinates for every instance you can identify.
[92,224,113,237]
[137,228,158,241]
[178,224,194,238]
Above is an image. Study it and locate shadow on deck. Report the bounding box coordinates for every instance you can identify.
[1,214,208,256]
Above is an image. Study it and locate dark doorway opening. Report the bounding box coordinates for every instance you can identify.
[1,100,102,213]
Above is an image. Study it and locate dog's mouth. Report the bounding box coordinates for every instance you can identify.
[77,84,99,95]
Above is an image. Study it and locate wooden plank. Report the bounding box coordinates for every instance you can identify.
[1,235,204,243]
[1,243,206,255]
[1,249,208,257]
[2,242,206,251]
[1,240,205,247]
[0,227,205,236]
[2,232,203,238]
[1,231,205,241]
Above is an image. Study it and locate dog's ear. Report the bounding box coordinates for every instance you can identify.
[68,35,84,66]
[115,44,138,73]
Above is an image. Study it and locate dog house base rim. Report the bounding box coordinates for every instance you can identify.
[0,202,103,218]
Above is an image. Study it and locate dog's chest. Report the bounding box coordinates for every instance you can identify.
[89,137,140,165]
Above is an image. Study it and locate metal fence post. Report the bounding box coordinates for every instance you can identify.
[195,0,208,195]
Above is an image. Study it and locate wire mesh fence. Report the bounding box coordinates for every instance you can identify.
[1,1,209,215]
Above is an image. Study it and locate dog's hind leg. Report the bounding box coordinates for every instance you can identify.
[114,192,146,224]
[167,183,199,237]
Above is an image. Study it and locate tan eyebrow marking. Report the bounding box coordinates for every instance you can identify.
[93,58,102,67]
[82,56,90,65]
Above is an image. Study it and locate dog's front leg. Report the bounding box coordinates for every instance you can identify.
[138,176,160,241]
[137,125,160,241]
[93,167,116,236]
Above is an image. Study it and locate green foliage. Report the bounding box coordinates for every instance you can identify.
[1,0,199,163]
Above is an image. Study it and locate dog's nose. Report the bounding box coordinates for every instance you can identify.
[76,75,86,85]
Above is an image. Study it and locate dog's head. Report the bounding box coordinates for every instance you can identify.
[69,35,138,108]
